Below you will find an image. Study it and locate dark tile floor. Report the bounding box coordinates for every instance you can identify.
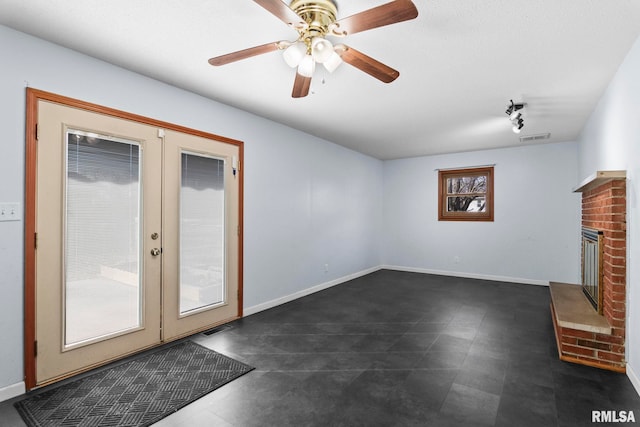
[2,270,640,426]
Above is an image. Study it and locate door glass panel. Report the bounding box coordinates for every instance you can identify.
[180,152,225,314]
[65,130,142,346]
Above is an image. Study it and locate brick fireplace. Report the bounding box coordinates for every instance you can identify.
[550,171,627,372]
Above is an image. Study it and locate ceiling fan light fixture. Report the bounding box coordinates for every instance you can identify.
[283,42,307,67]
[311,37,334,63]
[298,54,316,77]
[509,110,522,121]
[323,51,342,72]
[208,0,419,97]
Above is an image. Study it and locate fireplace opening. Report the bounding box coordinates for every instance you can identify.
[582,227,604,314]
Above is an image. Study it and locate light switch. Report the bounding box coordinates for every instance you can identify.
[0,202,21,222]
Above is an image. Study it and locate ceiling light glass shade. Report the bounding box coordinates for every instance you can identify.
[509,110,522,120]
[323,51,342,73]
[298,54,316,77]
[283,42,307,68]
[311,37,334,63]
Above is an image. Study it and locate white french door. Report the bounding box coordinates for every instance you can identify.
[29,93,242,388]
[161,129,241,340]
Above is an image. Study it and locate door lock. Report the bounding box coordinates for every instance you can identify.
[150,248,161,256]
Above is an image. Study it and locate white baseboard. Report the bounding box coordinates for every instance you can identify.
[0,381,25,403]
[381,265,549,287]
[243,266,382,316]
[628,363,640,397]
[244,265,548,317]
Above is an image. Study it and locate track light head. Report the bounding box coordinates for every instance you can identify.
[505,100,525,116]
[512,118,524,133]
[505,104,514,116]
[505,99,526,133]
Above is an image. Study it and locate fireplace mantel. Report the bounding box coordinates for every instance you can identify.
[573,170,626,193]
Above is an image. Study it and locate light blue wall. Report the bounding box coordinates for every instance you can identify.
[0,25,383,393]
[577,34,640,392]
[243,121,383,308]
[382,141,581,284]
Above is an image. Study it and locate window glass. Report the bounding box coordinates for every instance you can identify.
[438,167,494,221]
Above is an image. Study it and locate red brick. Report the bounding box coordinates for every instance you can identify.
[595,334,624,345]
[563,344,595,357]
[613,258,627,268]
[610,292,626,303]
[605,232,627,240]
[563,329,595,340]
[605,223,625,232]
[610,213,626,222]
[609,266,627,276]
[607,223,622,229]
[605,239,627,249]
[609,205,626,214]
[609,318,626,328]
[606,201,626,207]
[577,339,611,351]
[606,260,627,270]
[604,307,613,321]
[597,351,625,363]
[611,284,626,293]
[610,188,626,198]
[612,328,626,337]
[608,248,626,258]
[611,309,626,320]
[607,274,625,284]
[611,344,625,354]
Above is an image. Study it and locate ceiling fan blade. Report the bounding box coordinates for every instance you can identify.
[253,0,307,29]
[208,42,283,66]
[330,0,418,36]
[335,45,399,83]
[292,72,311,98]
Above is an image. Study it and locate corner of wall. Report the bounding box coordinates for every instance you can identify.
[243,266,382,316]
[628,362,640,397]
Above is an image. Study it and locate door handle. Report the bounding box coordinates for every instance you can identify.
[151,248,161,256]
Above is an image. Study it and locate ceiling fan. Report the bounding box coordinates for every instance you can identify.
[208,0,419,98]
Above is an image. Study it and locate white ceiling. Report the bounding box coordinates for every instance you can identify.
[2,0,640,160]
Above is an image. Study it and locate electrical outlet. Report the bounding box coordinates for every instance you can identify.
[0,202,21,222]
[324,263,329,273]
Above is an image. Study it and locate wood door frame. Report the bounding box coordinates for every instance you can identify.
[24,88,244,390]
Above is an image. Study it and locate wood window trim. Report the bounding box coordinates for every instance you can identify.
[438,166,494,222]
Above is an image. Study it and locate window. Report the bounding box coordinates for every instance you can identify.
[438,166,494,221]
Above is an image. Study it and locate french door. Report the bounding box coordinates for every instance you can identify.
[26,90,243,388]
[161,129,241,339]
